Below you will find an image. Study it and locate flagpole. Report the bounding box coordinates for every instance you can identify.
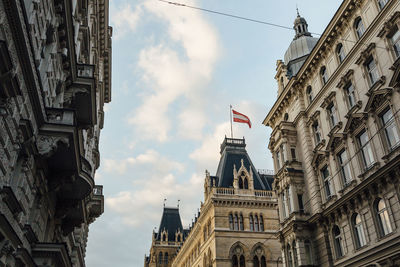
[230,105,233,138]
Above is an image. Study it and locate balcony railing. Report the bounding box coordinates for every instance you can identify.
[213,187,274,198]
[77,64,94,79]
[93,185,103,196]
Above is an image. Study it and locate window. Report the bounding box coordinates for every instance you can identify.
[312,121,321,144]
[353,213,366,248]
[232,255,239,267]
[229,214,234,230]
[240,214,244,231]
[390,28,400,58]
[328,103,338,127]
[333,225,344,258]
[337,44,346,63]
[291,148,296,161]
[321,165,333,199]
[253,256,259,267]
[366,57,379,85]
[254,215,259,232]
[240,255,245,267]
[355,17,365,39]
[281,144,287,163]
[244,178,249,189]
[321,66,328,85]
[345,82,356,108]
[376,198,392,236]
[380,108,400,150]
[298,194,304,213]
[304,240,313,265]
[338,150,352,186]
[158,252,163,265]
[280,77,284,91]
[378,0,388,10]
[287,187,293,213]
[287,244,293,267]
[260,215,264,231]
[357,130,374,169]
[234,214,239,230]
[292,241,298,267]
[306,86,313,104]
[276,150,281,169]
[281,192,287,219]
[250,215,254,231]
[164,252,169,265]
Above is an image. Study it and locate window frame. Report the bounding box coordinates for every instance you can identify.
[357,129,375,170]
[389,27,400,58]
[321,66,329,85]
[377,0,388,10]
[327,102,338,128]
[344,82,356,109]
[333,225,344,259]
[321,165,334,201]
[306,85,313,104]
[337,43,346,63]
[312,120,322,145]
[352,213,367,249]
[355,17,365,39]
[380,107,400,151]
[375,198,393,237]
[337,149,353,187]
[365,56,379,86]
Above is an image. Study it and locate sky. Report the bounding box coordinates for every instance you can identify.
[85,1,342,266]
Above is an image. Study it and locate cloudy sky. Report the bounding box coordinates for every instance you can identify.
[85,0,342,266]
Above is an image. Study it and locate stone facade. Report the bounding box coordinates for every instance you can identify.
[0,0,111,266]
[264,0,400,266]
[145,138,282,267]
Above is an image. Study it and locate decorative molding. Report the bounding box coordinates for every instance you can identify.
[36,135,69,157]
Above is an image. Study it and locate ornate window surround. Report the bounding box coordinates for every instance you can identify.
[355,43,385,90]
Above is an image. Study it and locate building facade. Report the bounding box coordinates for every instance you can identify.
[264,0,400,266]
[0,0,111,266]
[145,138,282,267]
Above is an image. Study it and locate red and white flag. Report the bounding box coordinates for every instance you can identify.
[232,109,251,128]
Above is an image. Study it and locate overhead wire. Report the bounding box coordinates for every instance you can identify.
[157,0,396,53]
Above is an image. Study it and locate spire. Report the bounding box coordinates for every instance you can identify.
[293,8,312,39]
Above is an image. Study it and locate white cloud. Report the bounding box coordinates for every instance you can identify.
[128,0,220,142]
[110,4,142,40]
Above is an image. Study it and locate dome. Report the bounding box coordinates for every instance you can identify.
[284,11,319,77]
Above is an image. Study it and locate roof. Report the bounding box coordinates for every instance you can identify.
[214,137,273,190]
[156,207,183,241]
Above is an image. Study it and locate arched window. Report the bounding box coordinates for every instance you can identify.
[177,234,181,242]
[320,66,328,85]
[287,244,293,267]
[260,215,264,231]
[232,255,238,267]
[355,17,365,38]
[250,215,254,231]
[240,255,246,267]
[292,240,298,266]
[162,234,167,242]
[304,240,313,265]
[244,178,249,189]
[254,215,259,232]
[164,252,169,265]
[240,214,244,231]
[337,43,345,63]
[239,178,244,189]
[333,225,344,258]
[158,252,163,265]
[253,256,259,267]
[208,221,211,236]
[353,213,366,248]
[234,214,239,230]
[229,214,234,230]
[376,199,392,236]
[261,256,266,267]
[306,86,313,104]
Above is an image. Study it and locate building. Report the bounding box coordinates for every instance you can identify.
[145,137,282,267]
[263,0,400,266]
[0,0,111,266]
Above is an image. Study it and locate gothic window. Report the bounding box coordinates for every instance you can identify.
[260,215,264,231]
[366,56,379,85]
[321,66,328,85]
[337,43,346,63]
[357,130,375,169]
[239,178,244,189]
[158,252,163,265]
[353,213,366,248]
[306,85,313,104]
[244,178,249,189]
[337,149,352,186]
[261,256,266,267]
[292,241,298,266]
[355,17,365,39]
[321,165,333,200]
[327,102,338,128]
[304,240,313,265]
[229,214,234,230]
[312,121,321,145]
[375,198,393,236]
[164,252,169,265]
[378,0,388,10]
[250,215,254,231]
[234,214,239,230]
[253,256,259,267]
[232,255,239,267]
[177,234,181,242]
[162,234,167,242]
[344,82,356,108]
[240,255,246,267]
[287,244,293,267]
[380,108,400,150]
[240,214,244,231]
[333,225,344,258]
[254,215,259,232]
[231,246,245,267]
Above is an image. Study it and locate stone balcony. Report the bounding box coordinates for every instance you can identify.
[212,187,276,200]
[88,185,104,222]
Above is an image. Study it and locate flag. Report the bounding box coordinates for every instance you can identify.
[232,109,251,128]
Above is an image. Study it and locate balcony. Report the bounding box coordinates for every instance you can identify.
[88,185,104,222]
[32,243,72,267]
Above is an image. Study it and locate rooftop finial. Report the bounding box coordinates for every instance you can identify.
[296,5,299,16]
[163,198,167,207]
[177,199,180,208]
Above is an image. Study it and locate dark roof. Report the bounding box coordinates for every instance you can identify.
[156,207,183,241]
[215,137,273,190]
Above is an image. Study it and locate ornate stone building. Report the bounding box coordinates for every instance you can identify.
[0,0,111,266]
[264,0,400,266]
[145,138,282,267]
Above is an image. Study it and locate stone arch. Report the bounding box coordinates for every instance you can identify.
[229,241,250,259]
[250,242,272,261]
